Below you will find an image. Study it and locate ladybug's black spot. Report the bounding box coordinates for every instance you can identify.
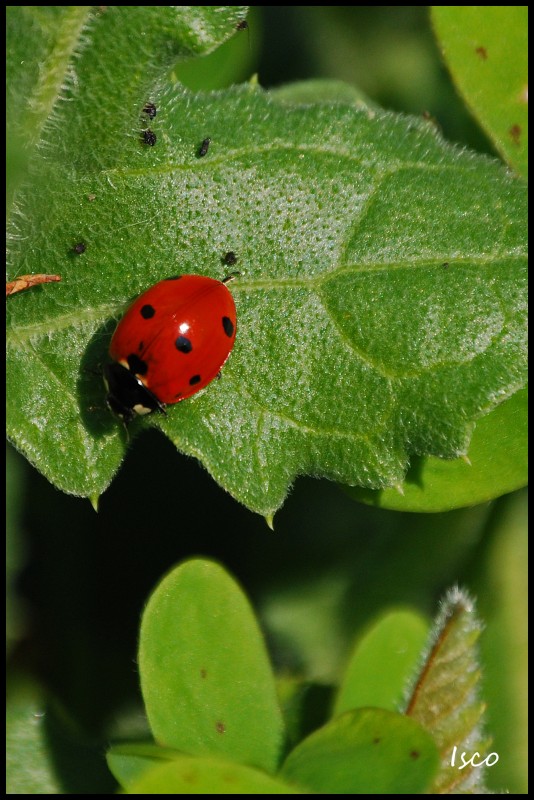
[142,129,157,146]
[222,316,234,337]
[127,353,148,375]
[175,335,192,354]
[189,374,201,386]
[140,304,155,319]
[143,102,157,119]
[164,275,182,281]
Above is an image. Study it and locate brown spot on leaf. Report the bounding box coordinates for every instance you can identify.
[216,721,226,734]
[410,750,420,759]
[373,737,381,744]
[475,46,488,60]
[200,668,207,679]
[509,124,522,146]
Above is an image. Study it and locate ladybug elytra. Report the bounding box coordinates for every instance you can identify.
[104,275,237,423]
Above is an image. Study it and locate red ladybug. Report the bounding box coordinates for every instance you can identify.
[104,275,237,423]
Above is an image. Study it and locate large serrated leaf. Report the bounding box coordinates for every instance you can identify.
[6,8,527,515]
[346,386,527,512]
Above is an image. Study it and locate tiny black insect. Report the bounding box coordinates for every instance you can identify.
[223,251,237,266]
[143,102,157,120]
[236,20,249,31]
[142,129,157,146]
[73,242,86,255]
[198,137,211,157]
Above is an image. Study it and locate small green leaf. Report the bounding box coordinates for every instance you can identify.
[479,492,528,794]
[123,755,302,794]
[270,78,377,109]
[281,707,439,794]
[6,689,115,794]
[6,693,61,794]
[346,387,528,512]
[107,742,189,788]
[404,588,490,794]
[334,610,429,716]
[138,559,284,773]
[432,6,528,177]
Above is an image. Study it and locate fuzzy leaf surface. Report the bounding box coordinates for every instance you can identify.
[6,8,527,515]
[404,588,490,794]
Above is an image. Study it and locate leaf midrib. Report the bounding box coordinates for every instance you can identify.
[6,251,522,347]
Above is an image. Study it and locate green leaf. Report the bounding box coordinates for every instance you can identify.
[122,755,302,794]
[173,11,255,92]
[107,742,191,788]
[476,492,528,794]
[138,559,284,773]
[404,588,490,794]
[6,688,116,794]
[281,707,439,794]
[431,6,528,177]
[6,6,248,200]
[270,78,377,109]
[334,610,429,716]
[276,677,333,751]
[6,692,61,794]
[6,8,527,516]
[346,386,528,512]
[6,445,28,652]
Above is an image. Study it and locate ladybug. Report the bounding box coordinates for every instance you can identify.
[104,275,237,423]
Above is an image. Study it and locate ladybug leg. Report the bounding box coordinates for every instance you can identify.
[215,371,222,380]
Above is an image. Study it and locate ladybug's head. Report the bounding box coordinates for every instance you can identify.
[103,362,166,424]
